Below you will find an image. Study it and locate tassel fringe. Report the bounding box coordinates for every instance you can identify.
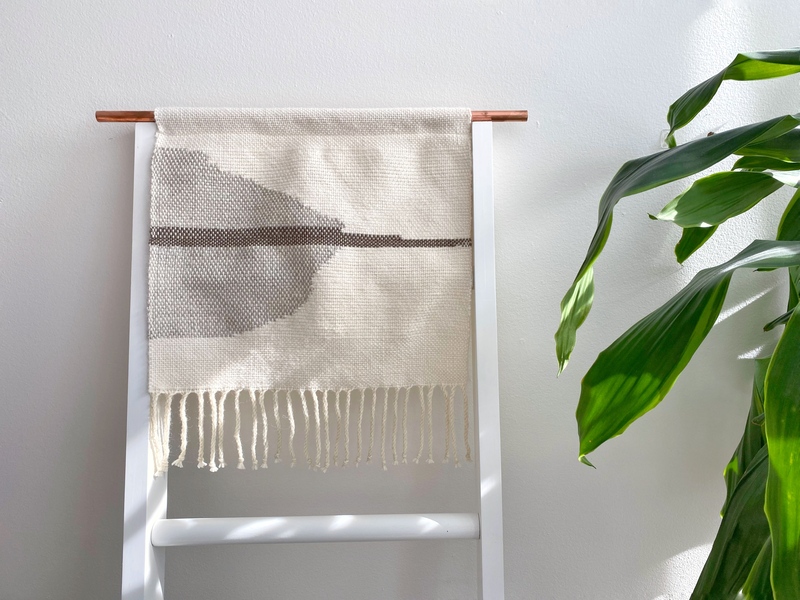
[149,384,473,477]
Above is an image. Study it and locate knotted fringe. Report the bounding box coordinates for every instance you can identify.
[150,385,472,476]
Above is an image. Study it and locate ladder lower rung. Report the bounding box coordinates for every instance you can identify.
[151,513,480,547]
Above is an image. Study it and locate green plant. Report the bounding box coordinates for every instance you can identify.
[556,49,800,599]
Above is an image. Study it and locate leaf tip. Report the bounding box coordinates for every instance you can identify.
[674,246,690,264]
[579,455,596,468]
[557,359,568,377]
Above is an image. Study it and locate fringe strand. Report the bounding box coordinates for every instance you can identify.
[148,384,472,476]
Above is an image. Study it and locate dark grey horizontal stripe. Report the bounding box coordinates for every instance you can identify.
[150,226,472,248]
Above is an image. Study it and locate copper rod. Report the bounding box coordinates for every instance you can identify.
[95,110,527,123]
[469,110,527,122]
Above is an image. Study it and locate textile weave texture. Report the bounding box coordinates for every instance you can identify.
[148,108,474,474]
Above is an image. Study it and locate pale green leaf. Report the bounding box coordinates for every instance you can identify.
[668,49,800,141]
[577,240,800,461]
[653,172,783,228]
[556,267,594,374]
[556,115,800,372]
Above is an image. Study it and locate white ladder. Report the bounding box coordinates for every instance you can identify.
[120,121,504,600]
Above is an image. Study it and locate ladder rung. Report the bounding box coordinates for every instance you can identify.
[151,513,480,547]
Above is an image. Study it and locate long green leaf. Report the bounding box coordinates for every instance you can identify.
[733,156,800,172]
[778,188,800,241]
[577,240,800,461]
[652,171,783,228]
[741,538,774,600]
[667,49,800,142]
[556,115,800,372]
[764,308,795,332]
[777,189,800,313]
[764,309,800,599]
[690,447,770,599]
[556,268,595,375]
[675,225,718,263]
[737,130,800,163]
[722,357,769,517]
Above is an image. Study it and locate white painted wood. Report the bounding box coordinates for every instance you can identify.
[152,513,480,547]
[120,120,504,599]
[121,122,167,600]
[471,122,505,600]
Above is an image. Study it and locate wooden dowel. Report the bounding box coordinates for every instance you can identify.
[95,110,527,123]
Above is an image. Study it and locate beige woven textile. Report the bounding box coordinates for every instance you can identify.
[148,108,474,474]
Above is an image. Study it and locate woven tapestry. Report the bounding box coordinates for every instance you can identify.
[148,108,473,475]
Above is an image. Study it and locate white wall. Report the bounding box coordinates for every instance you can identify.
[2,1,799,598]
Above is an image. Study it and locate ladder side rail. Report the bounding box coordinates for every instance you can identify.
[121,122,166,600]
[471,121,505,600]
